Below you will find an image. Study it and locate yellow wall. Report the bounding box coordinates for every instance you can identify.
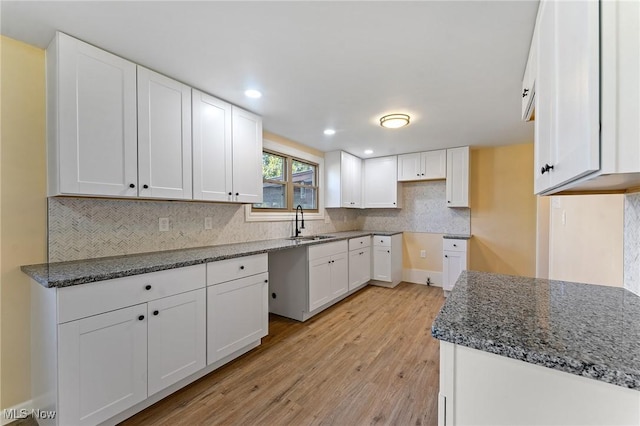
[402,232,443,271]
[0,36,47,408]
[548,194,624,286]
[470,144,537,277]
[263,130,324,158]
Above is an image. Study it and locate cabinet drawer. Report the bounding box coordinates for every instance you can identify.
[308,240,348,261]
[57,264,206,324]
[373,235,391,247]
[349,236,371,251]
[207,253,268,286]
[443,239,467,252]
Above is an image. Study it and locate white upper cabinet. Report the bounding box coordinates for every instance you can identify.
[325,151,362,208]
[192,89,232,202]
[533,0,640,194]
[364,156,401,208]
[397,150,446,181]
[48,32,138,197]
[192,90,263,204]
[446,147,469,208]
[231,107,263,204]
[137,67,192,200]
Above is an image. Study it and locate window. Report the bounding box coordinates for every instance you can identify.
[253,150,319,212]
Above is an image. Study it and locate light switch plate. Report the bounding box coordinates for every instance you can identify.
[420,250,426,258]
[204,217,213,230]
[159,217,169,232]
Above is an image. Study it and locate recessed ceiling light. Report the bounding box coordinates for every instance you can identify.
[380,113,410,129]
[244,89,262,99]
[323,129,336,135]
[364,149,373,155]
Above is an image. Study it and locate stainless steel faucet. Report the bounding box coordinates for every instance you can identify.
[295,205,305,237]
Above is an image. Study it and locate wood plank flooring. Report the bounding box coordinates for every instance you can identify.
[120,283,445,426]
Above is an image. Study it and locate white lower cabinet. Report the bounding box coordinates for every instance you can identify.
[309,250,348,312]
[147,289,206,395]
[370,234,403,288]
[348,237,371,291]
[207,272,269,364]
[58,305,147,426]
[442,239,469,292]
[31,259,271,426]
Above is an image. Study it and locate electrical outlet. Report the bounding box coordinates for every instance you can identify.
[204,217,213,230]
[420,250,426,258]
[159,217,169,232]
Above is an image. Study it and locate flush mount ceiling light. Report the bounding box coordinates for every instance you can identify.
[244,89,262,99]
[323,129,336,135]
[364,149,373,155]
[380,113,410,129]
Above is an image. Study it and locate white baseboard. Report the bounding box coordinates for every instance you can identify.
[403,268,443,287]
[2,399,34,425]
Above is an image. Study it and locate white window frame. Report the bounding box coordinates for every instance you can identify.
[245,138,325,222]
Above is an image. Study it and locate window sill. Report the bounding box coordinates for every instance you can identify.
[244,205,325,222]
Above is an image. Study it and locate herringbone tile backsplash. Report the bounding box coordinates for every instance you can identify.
[624,193,640,296]
[48,198,361,262]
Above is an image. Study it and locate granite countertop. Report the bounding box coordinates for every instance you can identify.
[443,234,471,240]
[431,270,640,390]
[21,230,403,288]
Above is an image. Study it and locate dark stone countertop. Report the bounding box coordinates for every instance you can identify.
[443,234,471,240]
[21,230,402,288]
[431,270,640,390]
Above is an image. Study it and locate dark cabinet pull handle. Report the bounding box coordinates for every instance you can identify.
[522,88,529,98]
[421,173,425,176]
[360,241,363,244]
[387,250,390,253]
[416,173,420,176]
[153,310,159,316]
[143,184,149,189]
[393,202,396,205]
[447,200,451,203]
[541,164,554,174]
[138,315,145,321]
[453,244,457,247]
[264,279,268,283]
[228,192,232,196]
[235,192,239,196]
[240,265,245,270]
[445,255,448,258]
[129,183,135,188]
[145,285,152,290]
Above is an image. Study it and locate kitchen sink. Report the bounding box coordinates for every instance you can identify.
[286,235,335,241]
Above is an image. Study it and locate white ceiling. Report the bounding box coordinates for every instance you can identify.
[1,1,538,158]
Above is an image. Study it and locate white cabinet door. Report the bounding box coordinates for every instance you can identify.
[137,67,192,200]
[364,156,399,208]
[348,247,371,290]
[534,0,600,194]
[147,289,206,395]
[534,0,555,194]
[373,246,391,281]
[231,106,263,203]
[309,256,332,311]
[58,305,147,426]
[422,150,447,180]
[522,29,537,121]
[340,152,362,208]
[192,89,233,202]
[207,272,268,364]
[549,0,600,190]
[53,32,138,197]
[446,147,469,207]
[330,252,349,298]
[443,251,465,292]
[397,153,422,181]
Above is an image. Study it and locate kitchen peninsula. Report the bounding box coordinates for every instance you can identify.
[431,270,640,425]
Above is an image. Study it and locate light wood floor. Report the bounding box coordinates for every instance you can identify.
[121,283,445,426]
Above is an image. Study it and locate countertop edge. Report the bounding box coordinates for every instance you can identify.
[22,230,404,288]
[431,325,640,391]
